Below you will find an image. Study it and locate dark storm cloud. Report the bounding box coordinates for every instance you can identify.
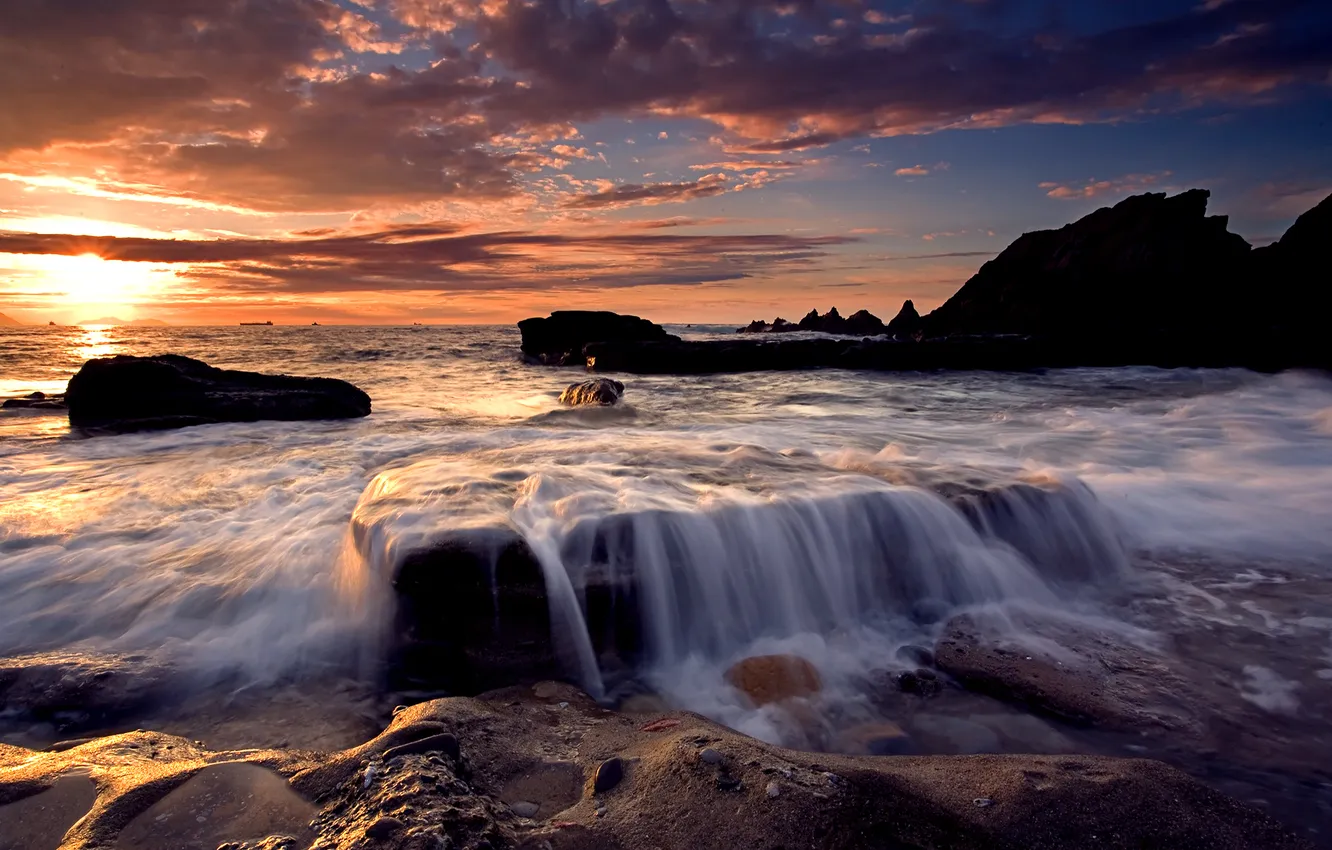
[0,225,856,292]
[1,0,1328,211]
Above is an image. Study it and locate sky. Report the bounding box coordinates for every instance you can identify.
[0,0,1329,325]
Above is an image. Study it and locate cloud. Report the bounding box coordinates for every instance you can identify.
[1039,171,1175,199]
[562,170,783,209]
[894,162,950,177]
[0,222,857,296]
[0,0,1326,216]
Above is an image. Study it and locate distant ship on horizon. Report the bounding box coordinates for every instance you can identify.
[240,321,273,326]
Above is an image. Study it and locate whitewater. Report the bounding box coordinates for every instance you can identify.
[3,322,1332,835]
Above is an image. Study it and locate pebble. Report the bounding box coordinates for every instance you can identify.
[594,756,625,793]
[716,774,742,792]
[699,747,724,765]
[974,797,995,808]
[511,801,540,818]
[366,816,404,839]
[765,781,781,799]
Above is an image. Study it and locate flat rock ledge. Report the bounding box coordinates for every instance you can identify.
[0,682,1309,850]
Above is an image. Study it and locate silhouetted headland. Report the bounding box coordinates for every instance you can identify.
[521,189,1331,374]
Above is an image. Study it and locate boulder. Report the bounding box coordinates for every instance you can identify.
[724,654,822,706]
[922,189,1253,338]
[885,300,922,339]
[2,392,66,410]
[933,614,1201,734]
[65,354,370,433]
[517,311,678,366]
[1248,191,1332,334]
[559,378,625,406]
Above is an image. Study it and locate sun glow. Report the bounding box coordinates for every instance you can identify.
[0,251,172,318]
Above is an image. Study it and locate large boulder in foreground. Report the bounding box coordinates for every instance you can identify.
[518,311,678,366]
[924,189,1253,337]
[65,354,370,432]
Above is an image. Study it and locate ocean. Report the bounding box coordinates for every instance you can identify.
[3,323,1332,837]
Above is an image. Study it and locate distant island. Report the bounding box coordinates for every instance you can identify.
[0,311,22,327]
[77,316,170,327]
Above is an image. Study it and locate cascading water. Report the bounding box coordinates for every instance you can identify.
[355,450,1131,739]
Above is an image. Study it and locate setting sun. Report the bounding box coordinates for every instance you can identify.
[2,251,169,320]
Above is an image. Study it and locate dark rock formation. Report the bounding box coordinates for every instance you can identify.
[738,317,794,333]
[64,354,370,433]
[558,378,624,406]
[922,189,1253,337]
[518,311,678,366]
[738,308,886,336]
[2,391,66,410]
[388,527,562,693]
[1248,191,1332,334]
[885,299,922,339]
[533,191,1330,374]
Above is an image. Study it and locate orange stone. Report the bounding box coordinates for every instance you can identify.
[724,654,822,707]
[639,719,682,732]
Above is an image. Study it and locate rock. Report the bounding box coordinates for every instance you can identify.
[365,816,404,839]
[383,733,460,763]
[896,670,940,697]
[511,801,540,818]
[558,378,624,406]
[64,354,370,433]
[2,393,66,410]
[933,614,1201,734]
[724,655,822,706]
[593,757,624,794]
[885,300,922,339]
[922,189,1253,338]
[518,311,678,366]
[765,781,781,798]
[837,722,913,756]
[0,651,170,732]
[1248,191,1332,336]
[736,308,885,336]
[698,748,723,765]
[843,309,887,336]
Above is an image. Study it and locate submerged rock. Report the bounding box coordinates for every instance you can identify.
[724,655,822,706]
[65,354,370,433]
[933,614,1201,733]
[559,378,625,406]
[518,311,678,366]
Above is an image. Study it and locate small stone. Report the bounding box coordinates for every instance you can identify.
[765,781,781,799]
[716,775,742,792]
[974,797,995,808]
[511,801,540,818]
[594,756,624,794]
[366,816,404,839]
[699,748,724,765]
